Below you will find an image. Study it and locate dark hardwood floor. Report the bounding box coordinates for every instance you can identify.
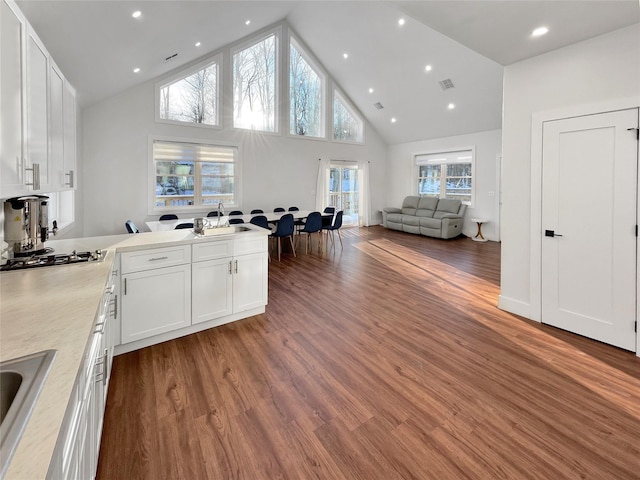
[97,226,640,479]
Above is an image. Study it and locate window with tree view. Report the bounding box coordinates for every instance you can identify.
[290,39,324,137]
[416,149,474,204]
[233,34,277,132]
[159,60,218,126]
[153,140,237,209]
[333,90,363,143]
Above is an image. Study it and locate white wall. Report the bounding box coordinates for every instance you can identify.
[387,129,502,241]
[500,24,640,318]
[81,79,387,237]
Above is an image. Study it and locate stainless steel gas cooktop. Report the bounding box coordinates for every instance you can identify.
[0,250,104,271]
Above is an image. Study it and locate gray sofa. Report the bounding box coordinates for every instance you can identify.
[382,196,467,239]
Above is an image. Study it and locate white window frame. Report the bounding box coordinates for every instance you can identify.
[231,27,280,134]
[155,53,222,129]
[415,147,475,206]
[288,35,326,139]
[332,88,364,144]
[148,135,242,215]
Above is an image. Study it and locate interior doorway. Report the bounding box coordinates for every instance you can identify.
[541,108,638,351]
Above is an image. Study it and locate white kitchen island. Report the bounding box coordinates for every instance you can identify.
[0,224,269,480]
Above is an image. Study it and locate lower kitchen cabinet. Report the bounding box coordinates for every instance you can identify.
[192,251,267,324]
[120,263,191,344]
[47,273,116,479]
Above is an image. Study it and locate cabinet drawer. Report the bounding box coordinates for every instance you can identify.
[234,236,268,256]
[192,239,233,262]
[120,245,190,273]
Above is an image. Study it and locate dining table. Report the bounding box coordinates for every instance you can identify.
[145,210,332,232]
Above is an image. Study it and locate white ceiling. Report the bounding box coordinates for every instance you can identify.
[16,0,640,145]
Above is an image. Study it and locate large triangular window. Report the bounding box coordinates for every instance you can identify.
[289,37,325,138]
[333,90,363,143]
[232,32,278,132]
[157,57,219,127]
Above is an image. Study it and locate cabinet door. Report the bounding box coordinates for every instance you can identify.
[121,264,191,343]
[63,80,76,188]
[192,258,233,324]
[48,62,64,190]
[26,27,48,189]
[232,252,268,313]
[1,0,25,194]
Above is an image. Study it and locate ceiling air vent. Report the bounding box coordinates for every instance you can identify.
[164,52,179,63]
[373,102,384,110]
[439,78,455,90]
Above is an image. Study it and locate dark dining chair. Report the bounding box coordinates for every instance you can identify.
[288,206,304,231]
[229,218,245,224]
[125,220,139,234]
[322,206,335,228]
[250,215,270,229]
[322,210,344,250]
[273,207,285,213]
[207,211,220,217]
[250,209,264,214]
[297,211,323,254]
[175,222,194,229]
[270,213,296,261]
[159,214,178,220]
[229,210,243,216]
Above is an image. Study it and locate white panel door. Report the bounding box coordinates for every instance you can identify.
[541,109,638,351]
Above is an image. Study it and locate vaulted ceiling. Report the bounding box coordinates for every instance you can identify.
[16,1,640,145]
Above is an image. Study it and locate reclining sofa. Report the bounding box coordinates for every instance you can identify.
[383,196,466,239]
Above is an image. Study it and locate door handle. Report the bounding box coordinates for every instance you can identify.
[545,230,563,237]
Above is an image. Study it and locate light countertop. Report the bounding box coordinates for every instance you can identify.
[0,225,268,479]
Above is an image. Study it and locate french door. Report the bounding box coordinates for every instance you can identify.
[329,164,358,226]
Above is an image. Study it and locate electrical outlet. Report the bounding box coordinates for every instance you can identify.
[488,191,495,197]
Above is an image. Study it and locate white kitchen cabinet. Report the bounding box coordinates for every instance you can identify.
[120,245,192,344]
[1,0,26,195]
[191,237,267,324]
[192,257,233,324]
[0,0,78,197]
[25,26,49,189]
[232,252,268,312]
[62,80,76,189]
[47,276,117,480]
[48,61,65,190]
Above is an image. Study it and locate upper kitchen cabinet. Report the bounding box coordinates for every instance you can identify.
[0,0,26,194]
[0,0,77,198]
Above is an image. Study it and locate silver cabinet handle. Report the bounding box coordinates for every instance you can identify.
[65,170,74,188]
[228,260,232,275]
[149,256,169,261]
[234,259,238,274]
[25,162,40,190]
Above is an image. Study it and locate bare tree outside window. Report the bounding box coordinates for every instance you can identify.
[159,62,218,126]
[333,93,363,142]
[233,34,276,131]
[290,42,323,137]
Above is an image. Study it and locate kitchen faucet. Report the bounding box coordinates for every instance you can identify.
[217,202,227,227]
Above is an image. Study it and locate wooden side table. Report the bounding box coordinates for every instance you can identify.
[470,218,488,242]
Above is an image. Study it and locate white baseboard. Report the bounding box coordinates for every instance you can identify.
[498,295,537,322]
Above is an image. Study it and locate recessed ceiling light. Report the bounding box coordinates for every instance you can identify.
[391,117,397,123]
[133,67,140,73]
[447,103,455,110]
[368,88,374,94]
[343,53,349,59]
[245,20,251,26]
[398,18,405,26]
[132,10,141,18]
[195,42,201,47]
[531,26,549,37]
[425,65,432,72]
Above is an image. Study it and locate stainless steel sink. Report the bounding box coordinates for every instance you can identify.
[198,225,252,236]
[0,350,56,478]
